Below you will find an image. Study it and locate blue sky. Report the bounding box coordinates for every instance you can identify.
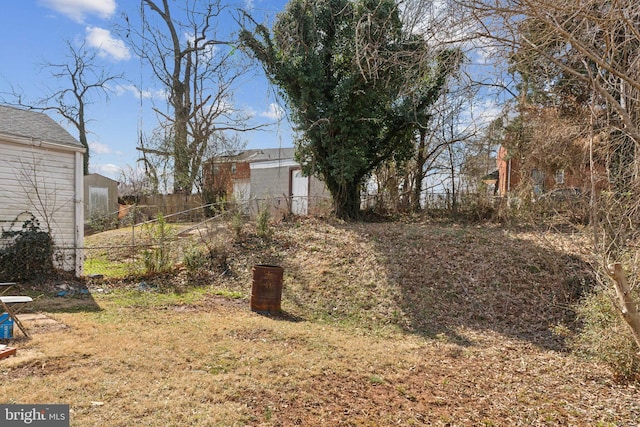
[0,0,292,180]
[0,1,505,186]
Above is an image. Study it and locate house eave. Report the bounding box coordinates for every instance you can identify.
[249,159,299,170]
[0,132,86,153]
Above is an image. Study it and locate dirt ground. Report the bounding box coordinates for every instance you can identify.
[2,218,639,426]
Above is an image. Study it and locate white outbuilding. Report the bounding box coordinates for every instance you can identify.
[0,105,85,276]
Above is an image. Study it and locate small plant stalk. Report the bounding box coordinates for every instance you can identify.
[606,263,640,351]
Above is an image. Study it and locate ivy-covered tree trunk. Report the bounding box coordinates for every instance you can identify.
[325,177,362,220]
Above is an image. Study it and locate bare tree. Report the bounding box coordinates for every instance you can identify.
[458,0,640,149]
[358,0,484,214]
[123,0,251,194]
[2,41,123,175]
[375,0,506,213]
[118,164,156,198]
[457,0,640,355]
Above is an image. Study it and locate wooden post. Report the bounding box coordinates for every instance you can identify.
[607,263,640,350]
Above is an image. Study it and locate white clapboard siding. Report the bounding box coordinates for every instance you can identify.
[0,105,85,275]
[0,140,74,238]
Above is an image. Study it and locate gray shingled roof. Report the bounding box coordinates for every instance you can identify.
[0,105,82,148]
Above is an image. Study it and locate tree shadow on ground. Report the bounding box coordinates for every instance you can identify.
[253,310,305,323]
[20,278,102,314]
[341,221,594,351]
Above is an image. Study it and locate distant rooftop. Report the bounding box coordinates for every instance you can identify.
[0,105,82,149]
[220,147,296,162]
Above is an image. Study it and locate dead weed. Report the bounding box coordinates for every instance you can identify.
[1,218,638,425]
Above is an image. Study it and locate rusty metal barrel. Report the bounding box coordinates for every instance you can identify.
[251,264,284,314]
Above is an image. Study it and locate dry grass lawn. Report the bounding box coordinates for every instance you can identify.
[1,218,639,426]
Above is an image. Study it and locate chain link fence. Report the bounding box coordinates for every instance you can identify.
[2,190,504,282]
[80,194,333,279]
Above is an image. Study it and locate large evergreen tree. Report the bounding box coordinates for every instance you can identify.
[241,0,456,219]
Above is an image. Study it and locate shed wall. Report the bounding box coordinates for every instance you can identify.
[308,175,331,212]
[250,165,291,216]
[0,138,80,271]
[84,174,119,220]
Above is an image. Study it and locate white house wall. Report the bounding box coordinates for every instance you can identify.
[0,137,80,272]
[249,162,291,215]
[249,161,331,217]
[309,174,331,207]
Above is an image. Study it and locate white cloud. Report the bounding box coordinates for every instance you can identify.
[185,32,218,62]
[90,163,122,179]
[458,99,502,131]
[244,106,257,119]
[89,141,116,155]
[112,83,166,100]
[86,26,131,62]
[475,99,503,125]
[40,0,116,23]
[259,103,284,120]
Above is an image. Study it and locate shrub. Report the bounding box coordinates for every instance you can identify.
[208,239,229,274]
[256,207,272,239]
[142,213,175,274]
[230,211,245,239]
[458,193,497,222]
[183,245,208,272]
[86,212,119,233]
[573,287,640,382]
[182,236,230,275]
[0,215,55,281]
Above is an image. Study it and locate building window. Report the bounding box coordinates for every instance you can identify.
[231,163,237,174]
[531,168,545,195]
[555,169,565,185]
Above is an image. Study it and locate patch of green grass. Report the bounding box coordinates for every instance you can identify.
[31,297,102,313]
[209,288,245,299]
[205,355,238,374]
[99,286,209,309]
[368,374,385,385]
[84,256,143,278]
[89,284,244,318]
